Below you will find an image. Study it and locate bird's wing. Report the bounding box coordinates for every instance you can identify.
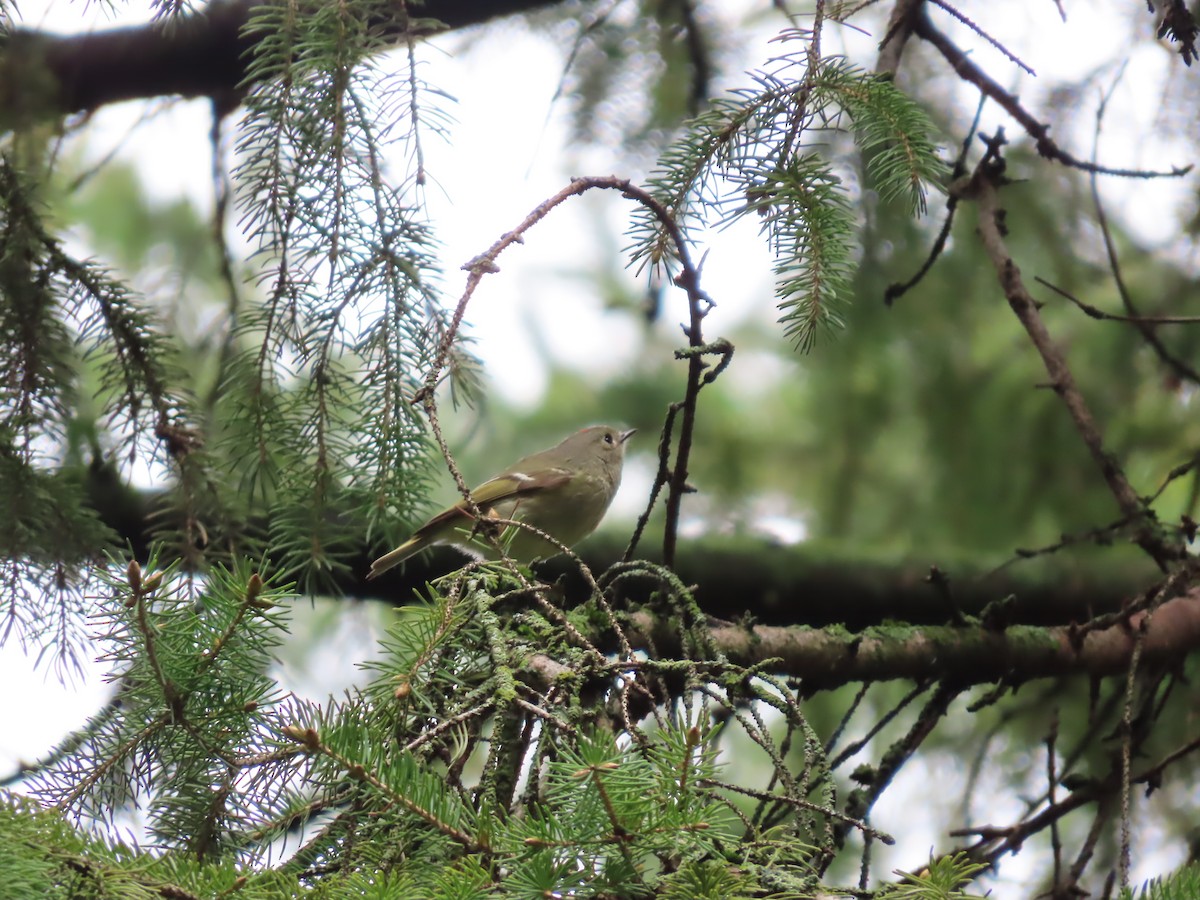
[415,468,572,535]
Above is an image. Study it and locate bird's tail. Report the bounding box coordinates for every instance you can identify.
[366,536,426,580]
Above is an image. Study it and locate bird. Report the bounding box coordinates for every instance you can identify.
[367,425,635,580]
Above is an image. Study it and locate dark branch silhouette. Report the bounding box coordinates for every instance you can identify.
[3,0,563,120]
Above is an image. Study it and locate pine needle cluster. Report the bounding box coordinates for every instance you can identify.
[629,28,943,351]
[7,556,880,898]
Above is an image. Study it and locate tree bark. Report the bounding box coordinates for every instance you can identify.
[2,0,565,119]
[74,468,1157,629]
[621,588,1200,690]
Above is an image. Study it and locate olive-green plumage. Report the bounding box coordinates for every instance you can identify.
[367,425,634,579]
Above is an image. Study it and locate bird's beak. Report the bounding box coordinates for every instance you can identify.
[619,428,636,444]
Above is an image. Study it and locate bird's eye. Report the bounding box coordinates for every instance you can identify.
[603,432,614,444]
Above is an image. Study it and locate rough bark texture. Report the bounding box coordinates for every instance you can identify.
[2,0,564,119]
[80,471,1155,626]
[622,588,1200,690]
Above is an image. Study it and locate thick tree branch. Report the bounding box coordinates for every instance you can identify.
[874,0,924,76]
[626,588,1200,691]
[2,0,564,120]
[73,467,1157,628]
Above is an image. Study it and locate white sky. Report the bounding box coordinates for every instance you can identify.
[2,0,1195,891]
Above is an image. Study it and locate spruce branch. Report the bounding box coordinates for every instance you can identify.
[1085,88,1200,385]
[225,0,450,587]
[0,155,227,630]
[279,724,482,851]
[630,26,941,352]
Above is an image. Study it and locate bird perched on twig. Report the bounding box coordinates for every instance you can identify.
[367,425,635,579]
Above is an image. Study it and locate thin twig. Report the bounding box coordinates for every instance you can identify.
[964,135,1183,571]
[916,10,1190,178]
[955,731,1200,865]
[623,400,680,561]
[700,777,894,844]
[829,681,930,770]
[625,339,732,561]
[1036,276,1200,326]
[400,0,427,187]
[926,0,1036,75]
[1067,795,1115,891]
[884,93,984,306]
[1047,711,1062,891]
[988,455,1199,577]
[840,681,961,838]
[1086,86,1200,384]
[413,175,717,569]
[1118,605,1157,890]
[206,101,243,420]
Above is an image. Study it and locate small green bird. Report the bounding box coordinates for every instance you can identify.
[367,425,635,579]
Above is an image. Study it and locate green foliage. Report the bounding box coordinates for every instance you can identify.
[1,552,856,897]
[0,155,181,499]
[228,0,464,591]
[0,790,320,899]
[30,554,293,856]
[630,30,942,351]
[877,852,990,899]
[0,155,206,659]
[658,858,757,900]
[1122,864,1200,900]
[1,0,479,608]
[500,731,730,896]
[0,160,78,449]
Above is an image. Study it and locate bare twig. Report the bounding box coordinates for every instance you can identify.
[829,681,931,769]
[413,175,717,568]
[1067,795,1115,892]
[625,339,732,562]
[885,94,984,306]
[1035,276,1200,326]
[916,10,1190,178]
[1046,711,1062,890]
[963,135,1183,571]
[400,0,428,187]
[953,732,1200,865]
[623,400,681,561]
[1086,90,1200,384]
[926,0,1036,75]
[1117,605,1158,890]
[841,681,962,836]
[700,777,894,843]
[206,103,243,421]
[988,455,1200,577]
